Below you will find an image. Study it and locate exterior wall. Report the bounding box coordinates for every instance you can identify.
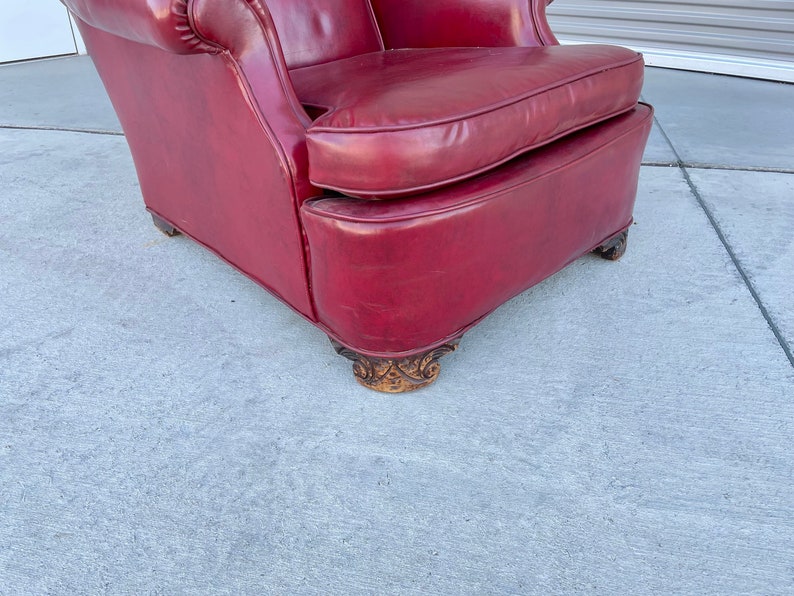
[546,0,794,82]
[0,2,85,63]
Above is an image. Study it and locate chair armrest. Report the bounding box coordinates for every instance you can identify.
[189,0,315,196]
[62,0,215,53]
[371,0,558,49]
[62,0,310,149]
[190,0,310,131]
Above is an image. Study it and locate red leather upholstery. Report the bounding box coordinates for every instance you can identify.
[371,0,557,49]
[266,0,383,68]
[291,45,644,198]
[73,15,317,318]
[64,0,214,54]
[302,105,653,356]
[60,0,652,366]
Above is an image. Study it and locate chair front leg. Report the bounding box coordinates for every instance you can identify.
[331,339,461,393]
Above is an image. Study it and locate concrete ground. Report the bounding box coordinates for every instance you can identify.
[1,56,793,594]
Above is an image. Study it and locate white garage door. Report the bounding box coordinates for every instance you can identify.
[546,0,794,82]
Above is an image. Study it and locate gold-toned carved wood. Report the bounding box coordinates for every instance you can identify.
[331,339,460,393]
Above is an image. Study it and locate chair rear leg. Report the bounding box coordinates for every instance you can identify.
[151,213,180,237]
[593,229,628,261]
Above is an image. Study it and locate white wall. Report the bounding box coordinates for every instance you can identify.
[0,1,85,63]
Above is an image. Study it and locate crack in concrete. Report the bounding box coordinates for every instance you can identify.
[652,114,794,369]
[0,124,123,136]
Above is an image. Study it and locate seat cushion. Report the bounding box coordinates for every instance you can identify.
[289,44,644,198]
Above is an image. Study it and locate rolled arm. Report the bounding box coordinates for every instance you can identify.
[63,0,310,133]
[189,0,310,130]
[370,0,558,50]
[63,0,215,54]
[188,0,315,196]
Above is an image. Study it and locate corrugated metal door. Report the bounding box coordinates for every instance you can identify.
[546,0,794,82]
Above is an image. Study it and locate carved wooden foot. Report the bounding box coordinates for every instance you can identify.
[593,230,628,261]
[331,339,460,393]
[151,213,180,237]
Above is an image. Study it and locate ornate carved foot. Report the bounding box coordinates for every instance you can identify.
[593,230,628,261]
[151,213,180,237]
[331,339,460,393]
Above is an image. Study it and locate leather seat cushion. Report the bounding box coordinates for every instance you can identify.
[289,44,644,199]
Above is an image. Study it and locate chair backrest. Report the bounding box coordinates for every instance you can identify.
[267,0,383,69]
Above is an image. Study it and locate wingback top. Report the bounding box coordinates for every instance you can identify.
[64,0,557,67]
[266,0,383,68]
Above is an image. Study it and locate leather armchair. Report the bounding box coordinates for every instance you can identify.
[61,0,652,392]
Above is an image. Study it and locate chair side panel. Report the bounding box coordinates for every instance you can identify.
[79,22,315,318]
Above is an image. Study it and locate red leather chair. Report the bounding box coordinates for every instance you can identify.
[61,0,652,392]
